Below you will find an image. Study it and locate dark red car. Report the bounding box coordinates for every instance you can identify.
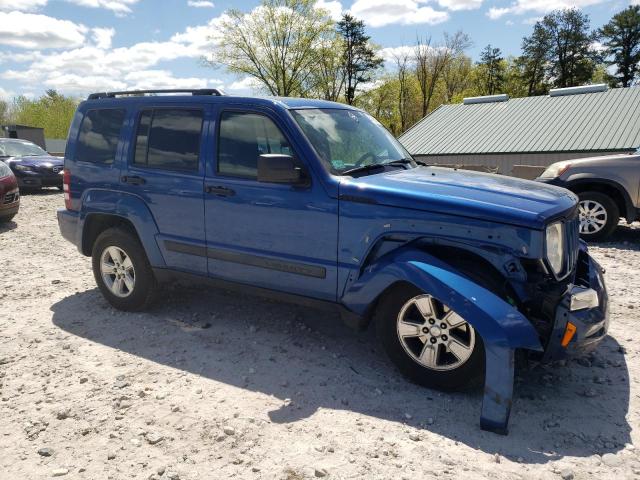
[0,161,19,222]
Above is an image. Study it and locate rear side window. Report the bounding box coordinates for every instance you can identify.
[218,111,292,179]
[75,109,126,165]
[133,109,203,172]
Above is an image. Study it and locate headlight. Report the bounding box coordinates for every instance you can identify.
[540,163,571,179]
[545,222,565,275]
[14,164,33,172]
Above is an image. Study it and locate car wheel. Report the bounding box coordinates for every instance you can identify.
[577,191,619,241]
[375,283,485,391]
[92,227,157,311]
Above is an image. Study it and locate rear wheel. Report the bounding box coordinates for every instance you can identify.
[375,283,485,391]
[91,227,157,311]
[577,191,619,241]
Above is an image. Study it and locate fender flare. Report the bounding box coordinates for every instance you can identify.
[564,175,635,221]
[78,189,165,267]
[342,247,542,352]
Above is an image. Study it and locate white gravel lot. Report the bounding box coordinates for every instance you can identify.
[1,191,639,480]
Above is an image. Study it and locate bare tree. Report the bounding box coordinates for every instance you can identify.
[394,50,413,132]
[207,0,333,97]
[414,36,451,116]
[441,31,473,102]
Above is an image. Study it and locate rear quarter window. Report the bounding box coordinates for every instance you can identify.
[133,108,203,172]
[75,109,126,165]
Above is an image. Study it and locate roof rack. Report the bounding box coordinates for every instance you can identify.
[87,88,225,100]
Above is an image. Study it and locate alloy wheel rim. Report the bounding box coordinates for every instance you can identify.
[578,200,607,235]
[396,294,475,371]
[100,246,135,298]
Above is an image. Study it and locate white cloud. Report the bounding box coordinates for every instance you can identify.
[187,0,215,7]
[437,0,482,11]
[65,0,140,15]
[0,12,87,49]
[0,86,14,100]
[92,27,115,49]
[0,14,227,96]
[123,70,222,90]
[379,45,416,64]
[350,0,449,27]
[315,0,343,20]
[0,0,47,11]
[488,0,607,19]
[227,76,263,94]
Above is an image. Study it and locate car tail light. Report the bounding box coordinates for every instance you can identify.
[63,169,73,210]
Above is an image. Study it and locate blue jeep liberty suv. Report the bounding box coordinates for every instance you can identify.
[57,89,609,435]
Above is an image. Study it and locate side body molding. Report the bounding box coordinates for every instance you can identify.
[341,247,543,434]
[78,189,165,267]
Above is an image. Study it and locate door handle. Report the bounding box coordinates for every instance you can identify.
[205,185,236,197]
[121,175,146,185]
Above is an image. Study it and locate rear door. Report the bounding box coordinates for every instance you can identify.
[203,108,338,300]
[119,104,210,274]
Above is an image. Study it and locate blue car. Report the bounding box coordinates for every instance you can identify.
[57,89,609,435]
[0,138,64,190]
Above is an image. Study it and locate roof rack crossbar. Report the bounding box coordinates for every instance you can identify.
[87,89,225,100]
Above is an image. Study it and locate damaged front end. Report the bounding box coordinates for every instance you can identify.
[339,212,609,435]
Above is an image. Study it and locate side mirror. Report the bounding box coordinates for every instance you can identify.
[258,154,307,184]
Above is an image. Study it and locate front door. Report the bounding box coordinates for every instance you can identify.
[204,109,338,300]
[120,105,209,274]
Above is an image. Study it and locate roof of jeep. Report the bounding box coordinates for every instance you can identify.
[82,94,356,111]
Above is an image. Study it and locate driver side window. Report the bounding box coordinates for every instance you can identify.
[218,111,292,179]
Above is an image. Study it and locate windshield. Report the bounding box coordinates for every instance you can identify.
[0,140,47,157]
[291,108,413,175]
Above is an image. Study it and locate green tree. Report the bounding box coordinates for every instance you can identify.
[306,32,345,101]
[208,0,333,96]
[11,90,77,139]
[540,9,597,88]
[477,44,505,95]
[337,13,382,105]
[0,100,8,124]
[520,23,552,95]
[599,5,640,87]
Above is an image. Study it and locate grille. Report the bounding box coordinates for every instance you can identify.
[565,214,580,274]
[3,191,18,204]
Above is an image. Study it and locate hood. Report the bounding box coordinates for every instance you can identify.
[339,166,577,229]
[6,154,63,167]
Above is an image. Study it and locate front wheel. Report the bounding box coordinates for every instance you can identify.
[375,283,484,391]
[91,227,157,311]
[577,191,619,241]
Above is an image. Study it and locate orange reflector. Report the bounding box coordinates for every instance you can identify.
[561,322,577,347]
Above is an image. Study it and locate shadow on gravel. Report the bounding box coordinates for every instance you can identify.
[51,286,631,465]
[591,223,640,251]
[0,220,17,233]
[18,187,62,196]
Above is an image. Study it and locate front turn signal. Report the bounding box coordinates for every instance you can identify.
[561,322,577,347]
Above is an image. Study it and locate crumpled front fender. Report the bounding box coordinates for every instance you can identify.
[342,247,542,352]
[341,247,542,435]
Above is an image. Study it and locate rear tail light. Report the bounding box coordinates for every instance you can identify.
[63,169,72,210]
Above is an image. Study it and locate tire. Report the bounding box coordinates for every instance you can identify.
[375,282,485,391]
[577,191,619,241]
[0,214,16,223]
[91,227,157,311]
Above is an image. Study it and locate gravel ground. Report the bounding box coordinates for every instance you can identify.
[1,191,639,480]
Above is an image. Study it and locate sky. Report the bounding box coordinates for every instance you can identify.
[0,0,637,100]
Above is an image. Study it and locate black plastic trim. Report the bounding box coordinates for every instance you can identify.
[164,240,327,279]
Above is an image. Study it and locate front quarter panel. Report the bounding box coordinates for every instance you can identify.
[341,247,543,352]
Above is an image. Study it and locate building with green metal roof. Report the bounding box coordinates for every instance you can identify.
[398,85,640,179]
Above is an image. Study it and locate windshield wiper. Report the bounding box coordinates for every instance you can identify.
[381,158,415,168]
[341,163,387,177]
